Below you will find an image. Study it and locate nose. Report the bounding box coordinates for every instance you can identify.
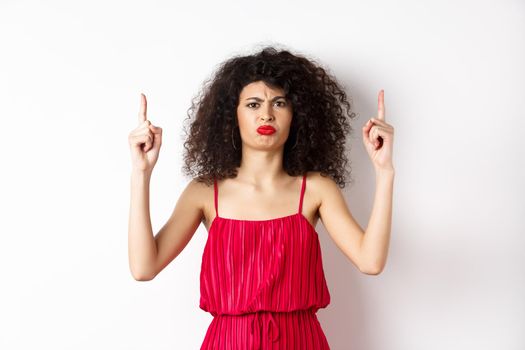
[260,115,274,122]
[259,103,276,121]
[260,111,275,122]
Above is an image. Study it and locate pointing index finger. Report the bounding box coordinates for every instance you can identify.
[378,89,385,120]
[138,93,147,125]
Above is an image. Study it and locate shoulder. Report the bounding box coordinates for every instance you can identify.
[181,178,213,212]
[306,171,340,206]
[306,171,339,189]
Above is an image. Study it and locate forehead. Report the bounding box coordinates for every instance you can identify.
[239,81,285,97]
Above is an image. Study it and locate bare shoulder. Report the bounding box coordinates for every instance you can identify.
[307,171,368,273]
[185,178,212,217]
[144,177,211,280]
[306,171,339,207]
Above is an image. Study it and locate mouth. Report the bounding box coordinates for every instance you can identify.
[257,125,276,135]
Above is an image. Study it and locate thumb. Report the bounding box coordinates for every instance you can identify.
[149,124,162,134]
[149,124,162,147]
[362,120,372,144]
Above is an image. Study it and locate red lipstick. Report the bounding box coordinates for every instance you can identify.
[257,125,276,135]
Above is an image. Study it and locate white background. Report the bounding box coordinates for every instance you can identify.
[1,0,524,349]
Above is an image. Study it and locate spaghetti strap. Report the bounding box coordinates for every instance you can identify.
[213,178,219,217]
[298,173,307,215]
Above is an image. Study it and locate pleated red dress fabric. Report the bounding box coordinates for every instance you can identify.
[199,174,331,349]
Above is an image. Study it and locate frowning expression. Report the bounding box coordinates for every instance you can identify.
[236,80,293,151]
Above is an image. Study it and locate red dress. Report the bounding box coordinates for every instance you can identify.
[199,174,331,349]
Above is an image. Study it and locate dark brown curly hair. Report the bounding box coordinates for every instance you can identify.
[181,45,358,188]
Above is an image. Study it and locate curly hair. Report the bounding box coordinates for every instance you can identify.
[181,45,358,188]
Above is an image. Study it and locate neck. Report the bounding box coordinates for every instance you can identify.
[236,147,287,185]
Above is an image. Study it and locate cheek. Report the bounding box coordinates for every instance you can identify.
[236,110,250,128]
[283,114,293,130]
[236,107,245,125]
[236,109,256,139]
[279,119,293,140]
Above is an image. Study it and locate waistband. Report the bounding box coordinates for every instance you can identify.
[215,309,316,350]
[251,310,279,349]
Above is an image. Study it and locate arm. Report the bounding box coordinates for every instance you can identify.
[128,172,203,281]
[316,169,394,275]
[357,89,396,274]
[128,170,156,281]
[360,169,395,274]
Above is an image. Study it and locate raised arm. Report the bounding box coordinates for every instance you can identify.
[127,93,203,281]
[128,174,204,281]
[317,89,395,275]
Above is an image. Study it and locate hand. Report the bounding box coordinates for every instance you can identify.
[128,93,163,173]
[362,89,395,172]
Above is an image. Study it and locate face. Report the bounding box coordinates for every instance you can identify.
[236,80,293,151]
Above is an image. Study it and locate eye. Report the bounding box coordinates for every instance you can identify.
[247,102,259,108]
[276,101,287,107]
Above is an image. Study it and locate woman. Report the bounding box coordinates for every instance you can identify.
[128,46,395,349]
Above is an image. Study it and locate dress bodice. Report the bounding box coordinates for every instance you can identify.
[199,174,331,316]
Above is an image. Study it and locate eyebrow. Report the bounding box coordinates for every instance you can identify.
[244,96,287,102]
